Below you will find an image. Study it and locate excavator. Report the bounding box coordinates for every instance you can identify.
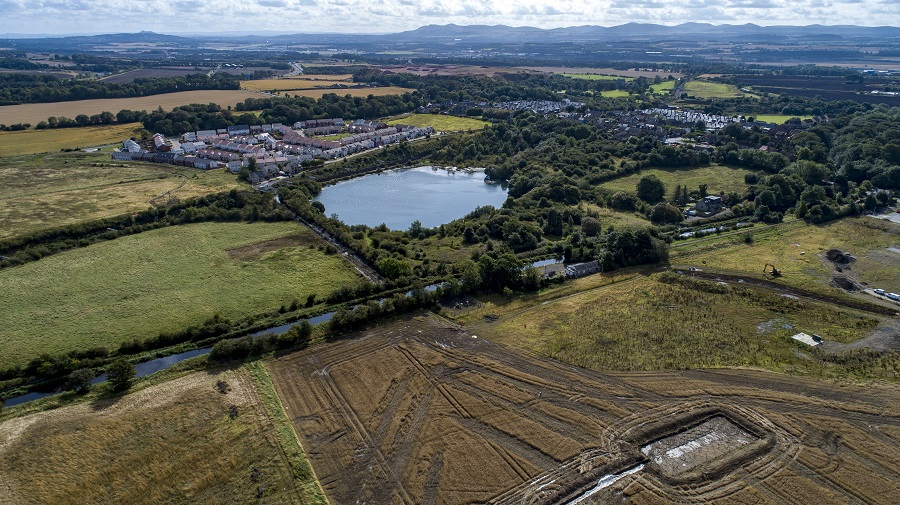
[763,263,781,277]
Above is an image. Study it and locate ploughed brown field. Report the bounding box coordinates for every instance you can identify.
[268,315,900,505]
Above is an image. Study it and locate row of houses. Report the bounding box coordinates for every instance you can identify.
[181,123,288,142]
[111,150,221,169]
[492,99,584,114]
[117,118,435,186]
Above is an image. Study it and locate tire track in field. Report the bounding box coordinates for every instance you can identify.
[308,354,416,505]
[148,175,186,207]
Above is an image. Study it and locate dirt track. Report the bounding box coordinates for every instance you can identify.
[268,314,900,504]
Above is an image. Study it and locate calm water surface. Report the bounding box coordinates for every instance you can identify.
[316,167,508,229]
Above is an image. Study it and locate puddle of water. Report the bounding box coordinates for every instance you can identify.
[567,464,645,504]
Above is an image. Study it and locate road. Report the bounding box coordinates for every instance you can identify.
[285,62,303,77]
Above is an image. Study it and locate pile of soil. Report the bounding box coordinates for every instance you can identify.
[830,275,864,292]
[825,249,854,264]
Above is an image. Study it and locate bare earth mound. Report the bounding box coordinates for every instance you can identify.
[268,315,900,504]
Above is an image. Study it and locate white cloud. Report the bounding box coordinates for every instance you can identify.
[0,0,896,35]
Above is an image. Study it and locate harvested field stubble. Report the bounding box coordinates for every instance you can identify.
[268,315,900,505]
[0,369,305,505]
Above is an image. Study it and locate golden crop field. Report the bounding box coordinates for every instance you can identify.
[0,123,143,155]
[0,368,319,505]
[0,90,262,125]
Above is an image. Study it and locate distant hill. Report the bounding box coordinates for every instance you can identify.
[4,23,900,50]
[384,22,900,43]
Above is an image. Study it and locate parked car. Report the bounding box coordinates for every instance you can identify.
[887,292,900,301]
[874,288,885,295]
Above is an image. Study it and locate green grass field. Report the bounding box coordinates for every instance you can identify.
[0,221,361,369]
[0,152,242,240]
[385,113,489,132]
[684,80,743,99]
[599,164,754,197]
[470,273,883,377]
[600,90,631,98]
[670,217,900,294]
[650,81,676,94]
[561,73,634,81]
[581,205,651,228]
[0,123,144,156]
[750,114,814,124]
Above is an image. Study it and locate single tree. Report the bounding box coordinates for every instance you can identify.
[581,216,602,237]
[107,358,135,392]
[636,175,665,204]
[66,368,95,394]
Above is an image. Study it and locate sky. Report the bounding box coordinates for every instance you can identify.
[0,0,898,36]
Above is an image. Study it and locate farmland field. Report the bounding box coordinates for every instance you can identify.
[99,67,210,84]
[650,80,675,94]
[0,368,317,504]
[0,152,242,240]
[0,90,262,125]
[562,73,633,81]
[684,80,744,99]
[385,113,489,131]
[241,77,354,91]
[520,66,683,78]
[734,74,900,105]
[0,221,361,369]
[0,123,143,155]
[750,114,814,124]
[599,164,754,197]
[276,86,415,99]
[268,314,900,504]
[600,89,631,98]
[285,74,354,81]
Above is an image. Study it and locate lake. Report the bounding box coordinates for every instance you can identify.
[315,166,508,230]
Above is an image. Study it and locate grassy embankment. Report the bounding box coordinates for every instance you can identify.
[385,113,489,131]
[0,123,144,155]
[0,90,261,125]
[0,151,242,240]
[0,367,314,504]
[0,221,361,369]
[599,164,754,197]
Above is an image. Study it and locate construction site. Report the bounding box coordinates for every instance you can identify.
[267,314,900,505]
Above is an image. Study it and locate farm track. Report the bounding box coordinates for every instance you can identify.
[675,268,899,317]
[268,314,900,504]
[148,175,186,207]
